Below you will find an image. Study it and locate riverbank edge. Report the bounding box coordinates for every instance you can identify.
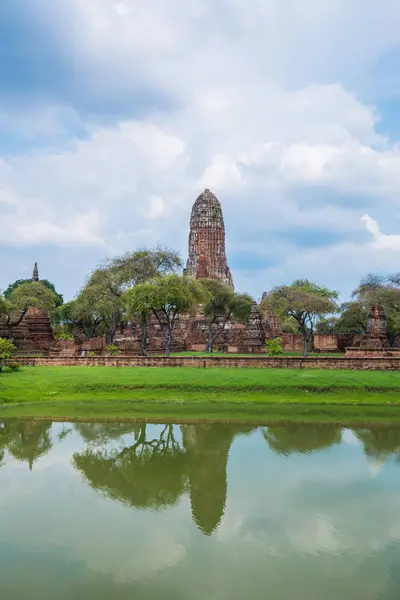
[2,400,400,426]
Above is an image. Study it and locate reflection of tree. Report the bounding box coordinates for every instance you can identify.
[73,425,187,510]
[354,428,400,463]
[73,422,255,535]
[74,423,144,445]
[263,425,342,456]
[0,420,52,470]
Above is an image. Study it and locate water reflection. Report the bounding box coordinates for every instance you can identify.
[263,425,342,456]
[1,419,400,599]
[73,423,253,534]
[354,429,400,463]
[73,424,187,511]
[0,420,52,470]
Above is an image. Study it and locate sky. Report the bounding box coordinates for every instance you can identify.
[2,0,400,301]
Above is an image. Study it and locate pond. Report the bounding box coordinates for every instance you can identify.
[1,420,400,599]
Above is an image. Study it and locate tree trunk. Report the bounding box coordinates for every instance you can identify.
[302,333,308,356]
[106,327,116,345]
[206,323,214,353]
[165,327,172,358]
[139,312,148,356]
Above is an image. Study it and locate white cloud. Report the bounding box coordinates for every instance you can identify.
[362,214,400,251]
[3,0,400,297]
[140,195,167,220]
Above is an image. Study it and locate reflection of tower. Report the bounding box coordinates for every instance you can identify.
[184,189,234,289]
[181,424,254,535]
[182,425,230,535]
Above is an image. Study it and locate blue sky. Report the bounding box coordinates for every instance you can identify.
[2,0,400,301]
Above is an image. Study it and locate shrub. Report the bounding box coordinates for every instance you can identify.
[87,351,97,357]
[266,337,283,356]
[5,362,21,372]
[106,344,121,356]
[54,326,74,341]
[0,338,16,372]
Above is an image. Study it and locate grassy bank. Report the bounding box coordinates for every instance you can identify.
[0,367,400,422]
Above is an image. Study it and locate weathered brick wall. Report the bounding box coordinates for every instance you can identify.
[282,333,360,353]
[12,355,400,370]
[345,347,400,358]
[0,307,53,352]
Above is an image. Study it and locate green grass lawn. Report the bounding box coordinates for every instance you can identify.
[0,367,400,421]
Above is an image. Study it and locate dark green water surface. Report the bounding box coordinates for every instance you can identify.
[1,420,400,599]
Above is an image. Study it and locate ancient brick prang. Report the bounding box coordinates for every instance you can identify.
[184,189,234,289]
[32,262,39,282]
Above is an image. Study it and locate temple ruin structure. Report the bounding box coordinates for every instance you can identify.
[184,189,234,289]
[0,263,54,352]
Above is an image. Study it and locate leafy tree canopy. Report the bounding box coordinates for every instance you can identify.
[4,279,63,307]
[125,274,206,356]
[78,246,182,345]
[199,279,254,352]
[261,279,339,355]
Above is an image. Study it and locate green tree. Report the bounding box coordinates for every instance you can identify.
[315,317,338,334]
[125,274,205,357]
[123,282,156,355]
[335,302,368,334]
[0,282,56,341]
[199,279,253,352]
[4,279,63,307]
[53,300,104,340]
[261,280,339,356]
[0,338,16,372]
[78,247,181,345]
[280,317,300,333]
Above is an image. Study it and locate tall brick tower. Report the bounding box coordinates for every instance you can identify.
[32,262,39,282]
[184,189,234,289]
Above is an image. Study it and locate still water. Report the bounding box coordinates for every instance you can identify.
[1,420,400,600]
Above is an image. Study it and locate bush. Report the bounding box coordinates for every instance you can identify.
[0,338,16,372]
[106,344,121,356]
[5,362,21,372]
[266,337,284,356]
[54,326,74,341]
[87,351,97,357]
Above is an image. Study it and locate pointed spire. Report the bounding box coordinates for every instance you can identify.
[32,262,39,282]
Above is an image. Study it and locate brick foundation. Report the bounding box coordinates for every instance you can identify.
[12,355,400,370]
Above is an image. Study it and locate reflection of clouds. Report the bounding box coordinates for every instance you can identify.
[367,458,385,477]
[342,429,361,446]
[222,428,400,564]
[79,515,187,583]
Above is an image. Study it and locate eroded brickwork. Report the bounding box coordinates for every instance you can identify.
[184,189,234,289]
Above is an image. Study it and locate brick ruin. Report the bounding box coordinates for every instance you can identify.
[0,264,54,352]
[345,305,400,357]
[184,189,234,289]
